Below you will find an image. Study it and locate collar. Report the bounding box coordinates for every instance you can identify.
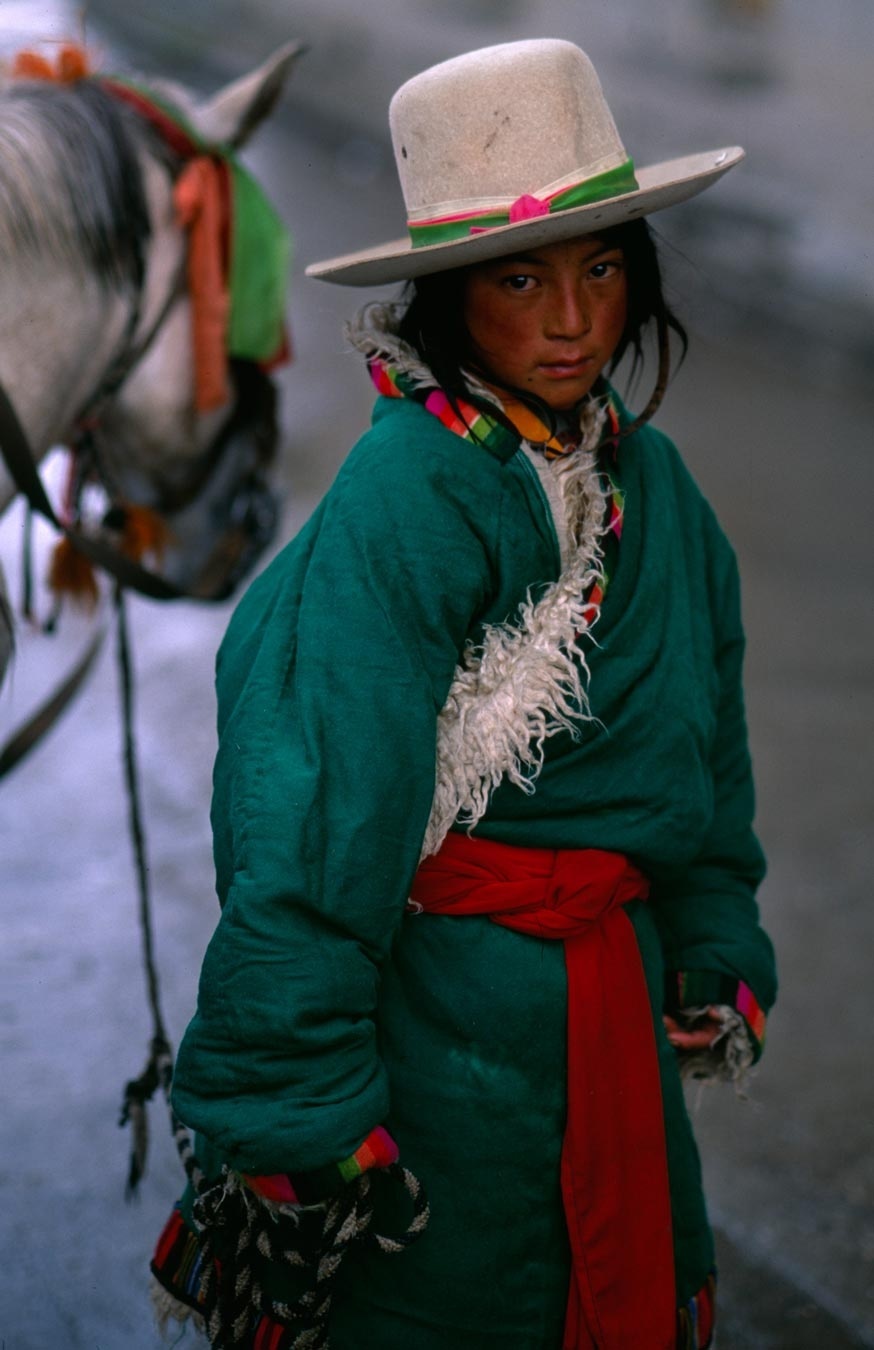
[348,301,619,463]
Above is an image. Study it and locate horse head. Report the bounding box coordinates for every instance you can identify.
[0,43,301,646]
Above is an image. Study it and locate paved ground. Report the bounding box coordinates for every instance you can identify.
[1,4,873,1347]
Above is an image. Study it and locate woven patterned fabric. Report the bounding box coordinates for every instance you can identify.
[368,355,516,459]
[367,357,625,613]
[151,1205,208,1320]
[677,1270,717,1349]
[151,1206,294,1348]
[241,1125,398,1205]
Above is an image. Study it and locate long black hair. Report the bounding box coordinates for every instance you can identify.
[396,217,687,439]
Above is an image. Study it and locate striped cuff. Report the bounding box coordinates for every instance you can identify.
[665,972,767,1060]
[241,1125,399,1207]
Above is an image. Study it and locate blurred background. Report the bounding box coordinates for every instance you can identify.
[0,1,872,1346]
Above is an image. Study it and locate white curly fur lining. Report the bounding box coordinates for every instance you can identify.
[348,303,613,860]
[346,300,436,392]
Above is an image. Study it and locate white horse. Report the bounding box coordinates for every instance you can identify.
[0,42,301,683]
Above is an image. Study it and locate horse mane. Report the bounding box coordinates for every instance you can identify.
[0,78,160,290]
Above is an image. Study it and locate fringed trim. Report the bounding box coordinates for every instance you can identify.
[666,971,767,1087]
[676,1004,756,1086]
[150,1273,205,1338]
[422,424,610,859]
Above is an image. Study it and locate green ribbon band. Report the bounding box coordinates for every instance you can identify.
[226,159,291,363]
[409,159,639,249]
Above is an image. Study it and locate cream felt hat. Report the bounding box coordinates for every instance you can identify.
[306,38,743,287]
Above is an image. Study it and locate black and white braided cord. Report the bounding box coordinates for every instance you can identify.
[189,1162,429,1349]
[123,1033,429,1347]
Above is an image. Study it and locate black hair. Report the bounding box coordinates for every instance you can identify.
[396,217,687,439]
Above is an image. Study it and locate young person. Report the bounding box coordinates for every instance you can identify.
[151,39,777,1350]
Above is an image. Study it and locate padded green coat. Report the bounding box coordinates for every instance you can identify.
[172,391,777,1348]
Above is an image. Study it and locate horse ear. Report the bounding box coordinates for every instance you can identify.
[193,41,305,148]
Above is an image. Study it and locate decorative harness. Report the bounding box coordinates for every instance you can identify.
[0,52,291,1206]
[0,50,291,756]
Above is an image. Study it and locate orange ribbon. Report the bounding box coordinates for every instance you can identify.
[173,157,231,413]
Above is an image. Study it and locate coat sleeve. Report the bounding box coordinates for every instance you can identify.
[171,421,500,1175]
[649,537,777,1061]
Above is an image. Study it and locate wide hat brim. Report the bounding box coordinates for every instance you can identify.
[306,147,743,287]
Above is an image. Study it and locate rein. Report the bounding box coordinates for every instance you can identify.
[0,378,199,1194]
[70,248,189,458]
[0,384,191,600]
[0,73,283,1194]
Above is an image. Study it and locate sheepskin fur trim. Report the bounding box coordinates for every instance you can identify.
[421,427,609,858]
[676,1004,756,1085]
[345,300,436,391]
[347,302,614,859]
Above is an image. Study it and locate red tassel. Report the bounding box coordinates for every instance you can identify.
[11,52,56,80]
[47,538,100,610]
[119,506,171,563]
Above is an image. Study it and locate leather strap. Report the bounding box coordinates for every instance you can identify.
[0,621,106,779]
[0,383,186,600]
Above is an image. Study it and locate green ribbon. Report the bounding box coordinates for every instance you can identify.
[409,159,639,249]
[225,159,291,363]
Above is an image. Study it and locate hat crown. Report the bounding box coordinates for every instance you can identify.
[389,39,629,220]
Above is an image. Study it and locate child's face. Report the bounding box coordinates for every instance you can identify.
[463,235,628,411]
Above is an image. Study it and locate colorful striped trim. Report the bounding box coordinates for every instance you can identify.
[150,1204,209,1315]
[735,980,767,1048]
[407,160,639,247]
[667,971,767,1055]
[151,1204,295,1348]
[253,1318,293,1350]
[242,1125,399,1207]
[369,359,625,615]
[370,355,516,461]
[337,1124,398,1183]
[677,1271,717,1350]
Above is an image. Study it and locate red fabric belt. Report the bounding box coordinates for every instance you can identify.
[411,832,676,1350]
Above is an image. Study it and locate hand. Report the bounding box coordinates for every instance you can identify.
[663,1006,723,1052]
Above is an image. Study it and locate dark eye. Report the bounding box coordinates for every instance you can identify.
[590,258,622,280]
[502,273,536,292]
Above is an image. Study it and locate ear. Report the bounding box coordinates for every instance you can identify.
[193,41,305,148]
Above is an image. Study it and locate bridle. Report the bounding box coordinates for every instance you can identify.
[0,55,288,1208]
[0,74,283,770]
[0,74,281,605]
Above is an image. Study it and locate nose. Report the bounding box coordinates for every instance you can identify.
[545,280,592,341]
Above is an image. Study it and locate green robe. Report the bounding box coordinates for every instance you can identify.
[172,390,777,1348]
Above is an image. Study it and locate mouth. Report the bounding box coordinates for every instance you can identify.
[538,357,595,378]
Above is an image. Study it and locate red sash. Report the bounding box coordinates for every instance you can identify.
[411,832,676,1349]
